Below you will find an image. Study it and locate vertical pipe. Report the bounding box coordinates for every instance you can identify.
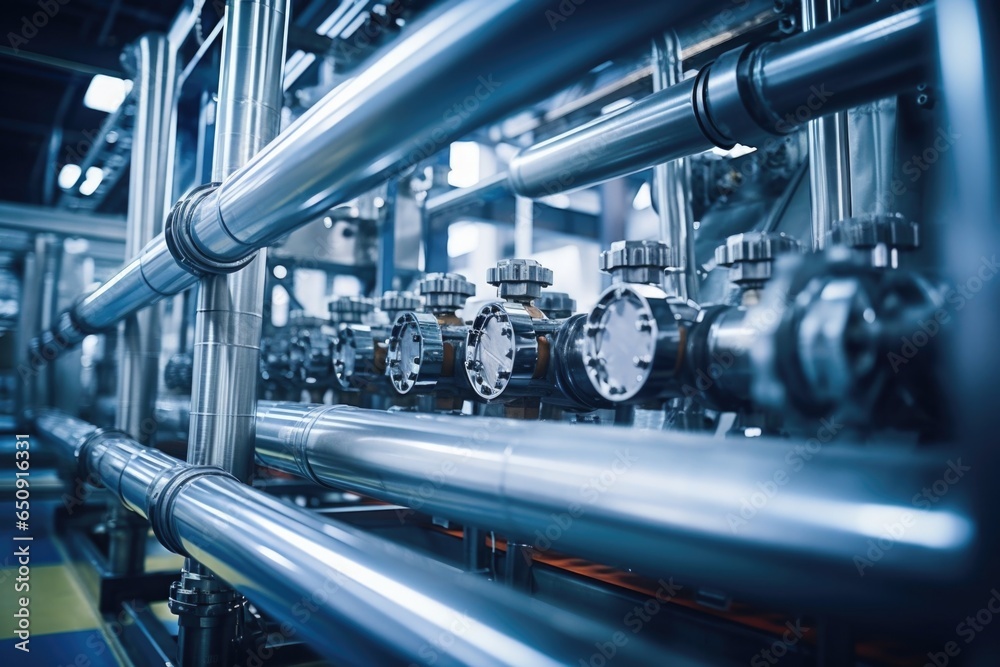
[116,33,174,444]
[514,195,534,258]
[187,0,288,482]
[37,235,62,411]
[802,0,853,250]
[651,32,697,300]
[177,2,287,664]
[15,240,43,423]
[110,32,175,578]
[376,180,397,294]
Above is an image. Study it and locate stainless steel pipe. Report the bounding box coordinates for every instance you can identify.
[186,0,287,483]
[28,0,710,363]
[116,33,174,443]
[651,31,697,300]
[34,410,679,667]
[177,4,288,663]
[802,0,852,250]
[254,400,979,627]
[507,1,934,199]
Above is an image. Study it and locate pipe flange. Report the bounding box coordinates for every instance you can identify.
[464,301,538,400]
[148,465,238,555]
[387,312,444,394]
[583,284,692,402]
[694,43,783,147]
[332,324,376,390]
[168,580,240,618]
[165,183,257,276]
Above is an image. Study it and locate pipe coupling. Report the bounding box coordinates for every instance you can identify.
[693,42,791,147]
[165,183,256,276]
[147,465,239,554]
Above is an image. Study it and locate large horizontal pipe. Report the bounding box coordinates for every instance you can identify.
[508,1,935,198]
[28,0,712,362]
[35,410,682,666]
[254,401,980,628]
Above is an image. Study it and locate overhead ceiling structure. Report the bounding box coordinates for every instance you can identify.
[0,0,185,209]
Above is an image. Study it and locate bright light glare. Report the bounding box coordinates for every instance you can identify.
[79,167,104,196]
[83,75,132,113]
[600,97,634,115]
[710,143,758,159]
[58,164,82,190]
[273,265,288,279]
[448,142,480,188]
[271,285,289,327]
[632,182,651,210]
[448,222,480,257]
[64,238,89,255]
[542,193,572,210]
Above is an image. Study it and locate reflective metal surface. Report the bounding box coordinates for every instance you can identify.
[204,0,709,259]
[116,33,174,443]
[36,410,677,667]
[510,78,705,199]
[651,32,697,301]
[583,284,689,402]
[387,312,443,394]
[187,0,288,483]
[465,302,537,400]
[254,400,979,625]
[802,0,852,249]
[507,2,934,199]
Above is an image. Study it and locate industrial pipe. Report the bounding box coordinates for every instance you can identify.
[507,1,934,198]
[187,0,287,483]
[28,0,711,363]
[116,33,174,444]
[175,2,289,663]
[802,0,852,249]
[108,33,176,578]
[35,410,679,667]
[254,400,979,628]
[651,31,697,300]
